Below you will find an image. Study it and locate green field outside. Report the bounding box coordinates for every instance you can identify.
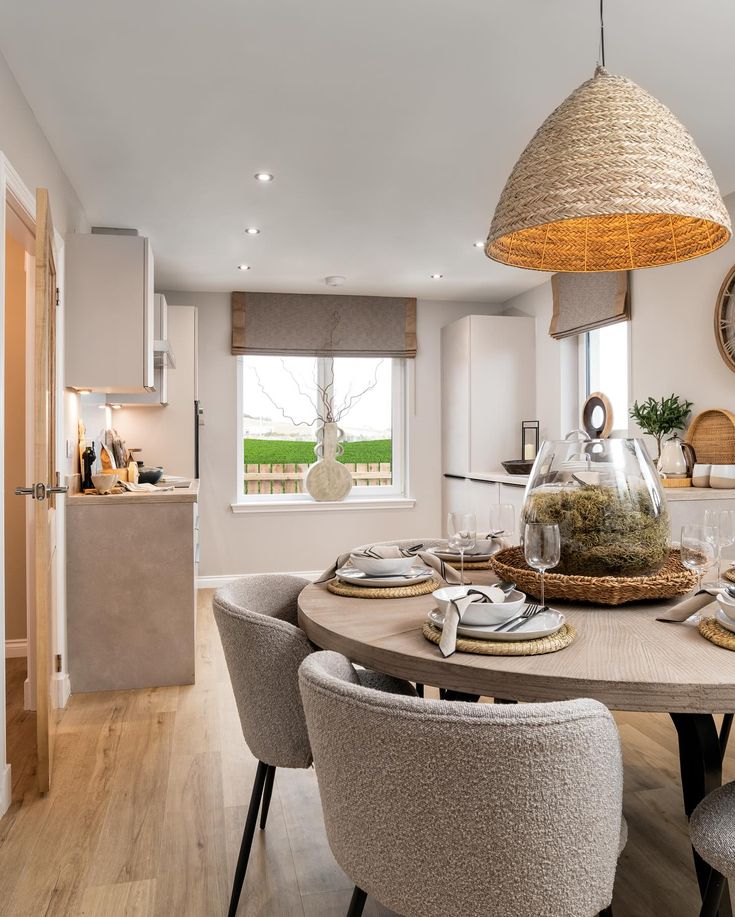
[244,438,391,464]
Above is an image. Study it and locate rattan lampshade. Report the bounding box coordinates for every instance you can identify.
[486,67,731,272]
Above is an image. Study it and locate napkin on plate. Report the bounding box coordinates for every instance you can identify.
[439,589,501,658]
[656,589,719,623]
[316,543,465,585]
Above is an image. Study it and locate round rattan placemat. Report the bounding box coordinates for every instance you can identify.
[327,577,442,600]
[699,616,735,651]
[446,560,493,570]
[421,621,576,656]
[490,547,695,605]
[724,568,735,584]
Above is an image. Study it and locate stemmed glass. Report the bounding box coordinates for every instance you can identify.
[680,524,717,593]
[523,523,561,610]
[704,509,735,584]
[447,512,477,586]
[489,504,515,543]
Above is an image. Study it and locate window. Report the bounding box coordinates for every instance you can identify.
[237,355,406,502]
[582,323,630,434]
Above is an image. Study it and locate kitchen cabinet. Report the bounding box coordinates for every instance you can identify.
[499,482,527,522]
[441,315,535,476]
[106,294,171,405]
[65,231,154,392]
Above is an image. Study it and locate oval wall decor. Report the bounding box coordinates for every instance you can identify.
[715,264,735,374]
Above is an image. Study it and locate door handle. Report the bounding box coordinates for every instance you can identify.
[14,482,69,500]
[47,484,69,495]
[15,486,36,497]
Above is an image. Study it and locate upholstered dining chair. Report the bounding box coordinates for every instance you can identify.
[213,575,416,917]
[690,781,735,917]
[299,649,627,917]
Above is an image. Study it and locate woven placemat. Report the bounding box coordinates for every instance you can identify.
[327,577,442,600]
[724,568,735,584]
[445,560,493,570]
[699,616,735,651]
[422,621,576,656]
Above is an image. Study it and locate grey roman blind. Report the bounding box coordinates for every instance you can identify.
[231,292,417,358]
[549,271,630,340]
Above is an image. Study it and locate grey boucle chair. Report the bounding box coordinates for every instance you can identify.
[299,649,627,917]
[213,575,416,917]
[690,781,735,917]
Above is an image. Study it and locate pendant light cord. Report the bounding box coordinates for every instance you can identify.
[599,0,606,67]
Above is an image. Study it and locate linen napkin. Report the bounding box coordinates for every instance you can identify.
[315,543,465,585]
[439,588,504,658]
[656,589,719,623]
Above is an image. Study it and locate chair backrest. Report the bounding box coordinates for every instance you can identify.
[299,650,624,917]
[213,574,312,769]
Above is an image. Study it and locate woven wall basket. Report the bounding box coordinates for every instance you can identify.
[490,547,696,606]
[486,67,731,272]
[686,409,735,464]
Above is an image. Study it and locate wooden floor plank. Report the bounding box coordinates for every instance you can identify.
[78,878,156,917]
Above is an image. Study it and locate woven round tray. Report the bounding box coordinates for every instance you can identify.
[698,616,735,651]
[724,568,735,584]
[422,621,576,656]
[327,577,442,600]
[490,547,696,606]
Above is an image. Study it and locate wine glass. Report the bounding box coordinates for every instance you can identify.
[447,512,477,586]
[680,524,717,593]
[523,523,561,609]
[489,504,515,543]
[704,509,735,584]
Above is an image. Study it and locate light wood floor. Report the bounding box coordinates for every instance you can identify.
[0,591,732,917]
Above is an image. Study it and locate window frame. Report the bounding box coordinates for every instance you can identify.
[234,355,409,507]
[579,322,632,436]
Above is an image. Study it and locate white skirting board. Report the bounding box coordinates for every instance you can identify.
[0,763,10,818]
[5,639,27,658]
[197,571,321,589]
[52,673,71,710]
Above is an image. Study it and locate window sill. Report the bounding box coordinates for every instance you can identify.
[230,496,416,514]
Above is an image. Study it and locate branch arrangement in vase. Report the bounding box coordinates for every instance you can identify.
[628,394,693,460]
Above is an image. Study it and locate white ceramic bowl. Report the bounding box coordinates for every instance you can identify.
[433,585,526,626]
[717,591,735,623]
[92,473,118,494]
[349,554,415,577]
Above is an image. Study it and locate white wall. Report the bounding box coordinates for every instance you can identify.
[501,189,735,447]
[161,292,503,577]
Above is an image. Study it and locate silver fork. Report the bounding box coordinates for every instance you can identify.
[493,602,541,633]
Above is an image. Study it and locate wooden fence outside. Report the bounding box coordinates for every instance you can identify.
[243,462,392,495]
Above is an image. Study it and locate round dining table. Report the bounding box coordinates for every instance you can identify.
[298,568,735,916]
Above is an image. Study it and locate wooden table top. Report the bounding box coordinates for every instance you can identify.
[298,571,735,714]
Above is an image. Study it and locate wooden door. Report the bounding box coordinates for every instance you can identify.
[33,188,57,793]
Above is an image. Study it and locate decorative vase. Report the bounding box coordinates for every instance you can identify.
[520,435,670,577]
[304,421,352,502]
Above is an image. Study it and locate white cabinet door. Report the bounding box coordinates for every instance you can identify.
[499,483,527,537]
[442,476,474,534]
[441,319,471,475]
[467,479,500,531]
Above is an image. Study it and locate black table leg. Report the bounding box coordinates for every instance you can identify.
[670,713,733,917]
[439,689,480,702]
[721,713,733,757]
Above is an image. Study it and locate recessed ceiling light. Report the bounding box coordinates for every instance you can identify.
[430,273,444,280]
[110,403,122,410]
[473,241,485,248]
[238,264,251,271]
[254,172,274,182]
[245,227,261,235]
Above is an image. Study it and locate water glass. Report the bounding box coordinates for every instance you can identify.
[447,512,477,585]
[704,509,735,583]
[489,504,515,542]
[523,522,560,609]
[680,524,717,593]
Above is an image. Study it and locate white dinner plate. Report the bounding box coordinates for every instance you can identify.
[336,565,434,588]
[427,607,565,641]
[716,607,735,634]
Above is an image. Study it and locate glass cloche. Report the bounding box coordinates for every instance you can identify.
[520,434,669,578]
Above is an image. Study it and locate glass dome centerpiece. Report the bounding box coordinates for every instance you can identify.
[520,434,669,578]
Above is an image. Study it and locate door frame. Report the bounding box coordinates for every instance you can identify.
[0,154,66,816]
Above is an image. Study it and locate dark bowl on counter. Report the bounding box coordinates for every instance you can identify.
[138,466,164,484]
[501,459,534,476]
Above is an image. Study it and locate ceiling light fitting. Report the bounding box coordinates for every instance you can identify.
[485,0,730,272]
[238,264,251,271]
[430,273,444,280]
[245,227,261,235]
[254,172,274,182]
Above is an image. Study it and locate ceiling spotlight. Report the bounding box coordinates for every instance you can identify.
[245,227,261,235]
[430,273,444,279]
[473,241,485,248]
[109,403,122,410]
[238,264,251,271]
[254,172,274,182]
[325,275,346,287]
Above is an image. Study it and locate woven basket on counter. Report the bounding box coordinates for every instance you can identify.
[490,547,696,606]
[686,409,735,464]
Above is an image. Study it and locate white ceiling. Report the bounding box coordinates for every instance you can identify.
[1,0,734,302]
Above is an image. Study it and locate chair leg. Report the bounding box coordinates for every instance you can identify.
[228,760,269,917]
[599,907,613,917]
[700,869,727,917]
[346,886,367,917]
[259,765,276,830]
[415,683,424,697]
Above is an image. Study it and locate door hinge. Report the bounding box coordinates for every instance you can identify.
[55,653,62,674]
[55,287,60,306]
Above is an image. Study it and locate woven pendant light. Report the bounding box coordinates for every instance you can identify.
[486,66,731,272]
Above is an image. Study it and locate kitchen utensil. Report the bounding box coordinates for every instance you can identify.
[433,585,526,625]
[658,434,696,477]
[501,459,534,475]
[349,554,415,577]
[335,565,434,588]
[447,512,476,585]
[427,607,565,641]
[92,473,118,494]
[523,523,561,608]
[692,463,712,487]
[138,466,163,484]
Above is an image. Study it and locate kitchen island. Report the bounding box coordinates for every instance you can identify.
[66,480,199,692]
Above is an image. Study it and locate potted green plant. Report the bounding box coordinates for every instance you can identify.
[629,393,693,460]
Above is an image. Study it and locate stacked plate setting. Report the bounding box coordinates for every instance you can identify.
[337,553,434,589]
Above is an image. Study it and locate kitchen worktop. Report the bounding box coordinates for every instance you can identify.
[461,471,530,486]
[67,479,199,506]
